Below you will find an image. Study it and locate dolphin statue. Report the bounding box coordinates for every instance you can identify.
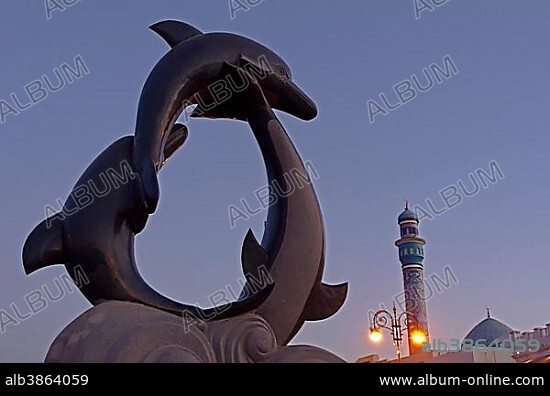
[22,20,345,343]
[22,132,273,319]
[133,20,318,214]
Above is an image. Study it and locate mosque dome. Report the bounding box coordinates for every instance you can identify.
[398,205,418,223]
[464,315,513,345]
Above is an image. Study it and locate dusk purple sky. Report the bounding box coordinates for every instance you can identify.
[0,1,548,362]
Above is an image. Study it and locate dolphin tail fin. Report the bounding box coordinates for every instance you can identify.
[241,229,268,276]
[303,282,348,321]
[22,218,65,275]
[237,229,273,300]
[150,20,203,48]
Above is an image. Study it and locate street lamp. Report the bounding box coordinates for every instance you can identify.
[369,303,425,363]
[369,327,383,343]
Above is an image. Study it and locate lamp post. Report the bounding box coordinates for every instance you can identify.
[369,303,425,363]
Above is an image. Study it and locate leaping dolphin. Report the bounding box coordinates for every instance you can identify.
[133,20,347,345]
[133,20,318,214]
[22,133,273,319]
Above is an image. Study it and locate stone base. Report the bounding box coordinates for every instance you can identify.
[46,301,345,363]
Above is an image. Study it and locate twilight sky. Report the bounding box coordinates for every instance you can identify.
[0,0,549,362]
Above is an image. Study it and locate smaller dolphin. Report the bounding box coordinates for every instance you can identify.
[23,131,273,319]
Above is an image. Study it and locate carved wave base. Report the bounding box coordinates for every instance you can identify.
[45,301,346,363]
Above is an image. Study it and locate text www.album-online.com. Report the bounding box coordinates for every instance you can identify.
[380,374,544,387]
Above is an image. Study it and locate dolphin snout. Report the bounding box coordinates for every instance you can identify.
[278,80,318,121]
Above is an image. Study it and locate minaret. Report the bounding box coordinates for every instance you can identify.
[395,202,430,355]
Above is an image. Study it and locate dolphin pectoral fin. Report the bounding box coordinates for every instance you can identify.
[137,123,187,214]
[131,124,186,228]
[128,175,150,234]
[161,123,188,167]
[239,54,272,76]
[303,282,348,321]
[191,63,269,121]
[190,62,247,120]
[239,55,318,121]
[223,62,269,106]
[22,218,65,275]
[136,162,160,214]
[241,229,269,276]
[190,101,247,121]
[149,20,203,48]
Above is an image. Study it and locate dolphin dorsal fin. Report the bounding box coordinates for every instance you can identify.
[149,20,203,48]
[241,229,268,277]
[22,217,65,275]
